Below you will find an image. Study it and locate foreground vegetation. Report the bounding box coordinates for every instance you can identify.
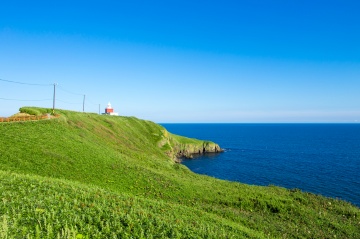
[0,107,359,238]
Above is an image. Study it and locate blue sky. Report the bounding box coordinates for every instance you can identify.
[1,0,359,122]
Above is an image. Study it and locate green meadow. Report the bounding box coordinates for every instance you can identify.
[0,107,359,238]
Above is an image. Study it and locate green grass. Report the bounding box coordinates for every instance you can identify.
[18,106,53,116]
[0,107,359,238]
[0,171,258,238]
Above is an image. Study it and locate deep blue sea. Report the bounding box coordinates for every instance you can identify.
[161,124,360,207]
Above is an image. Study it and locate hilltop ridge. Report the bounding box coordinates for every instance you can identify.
[0,107,359,238]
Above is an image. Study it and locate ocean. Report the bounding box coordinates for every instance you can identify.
[161,124,360,207]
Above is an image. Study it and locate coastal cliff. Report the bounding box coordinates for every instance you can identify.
[173,141,222,159]
[157,128,223,161]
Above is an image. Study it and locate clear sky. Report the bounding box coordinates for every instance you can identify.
[1,0,359,123]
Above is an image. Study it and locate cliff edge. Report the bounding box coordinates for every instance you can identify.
[157,127,223,161]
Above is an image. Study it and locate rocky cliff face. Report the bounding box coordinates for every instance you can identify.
[157,128,223,161]
[173,142,223,159]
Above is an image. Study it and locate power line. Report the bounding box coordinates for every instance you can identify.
[0,78,52,86]
[57,85,86,112]
[1,79,106,114]
[0,97,52,102]
[56,99,83,105]
[87,99,100,106]
[57,85,84,96]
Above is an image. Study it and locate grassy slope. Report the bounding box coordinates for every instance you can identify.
[0,108,359,238]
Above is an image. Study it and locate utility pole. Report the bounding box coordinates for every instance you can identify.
[99,104,100,115]
[52,83,56,114]
[83,94,86,112]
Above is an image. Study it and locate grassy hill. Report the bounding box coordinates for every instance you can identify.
[0,107,359,238]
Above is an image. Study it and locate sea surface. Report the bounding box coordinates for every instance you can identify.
[161,124,360,207]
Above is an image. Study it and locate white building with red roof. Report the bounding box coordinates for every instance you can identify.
[103,102,118,116]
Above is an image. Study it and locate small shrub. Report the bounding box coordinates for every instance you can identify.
[19,107,41,116]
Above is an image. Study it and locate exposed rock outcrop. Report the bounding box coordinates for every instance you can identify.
[174,142,223,159]
[157,128,223,162]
